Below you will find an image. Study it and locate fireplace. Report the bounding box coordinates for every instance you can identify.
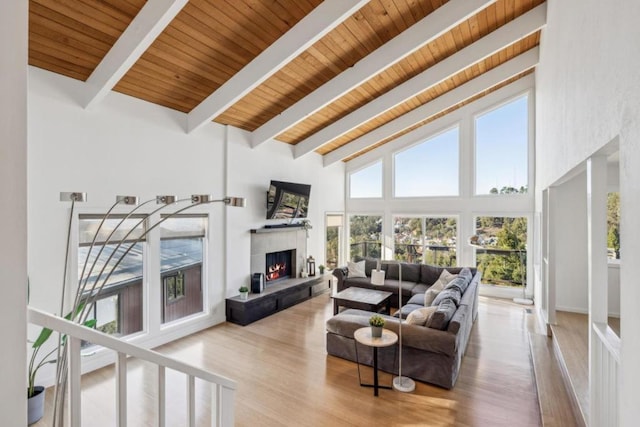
[265,249,294,282]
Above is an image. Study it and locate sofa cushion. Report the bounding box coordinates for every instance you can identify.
[419,264,444,285]
[406,293,425,305]
[384,262,420,282]
[406,306,438,326]
[354,257,379,276]
[432,287,462,307]
[393,303,423,318]
[458,267,473,284]
[427,299,457,330]
[444,277,469,295]
[347,260,366,278]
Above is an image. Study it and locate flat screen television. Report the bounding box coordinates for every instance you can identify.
[266,180,311,219]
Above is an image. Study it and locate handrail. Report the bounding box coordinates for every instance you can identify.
[29,306,236,426]
[27,306,236,390]
[592,321,621,363]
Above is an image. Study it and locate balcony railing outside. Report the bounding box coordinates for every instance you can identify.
[475,247,526,287]
[350,242,526,287]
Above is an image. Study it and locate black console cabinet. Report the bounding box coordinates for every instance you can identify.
[225,274,331,326]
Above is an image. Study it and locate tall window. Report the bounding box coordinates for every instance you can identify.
[350,161,383,198]
[349,215,382,260]
[325,214,343,270]
[395,127,459,197]
[78,215,146,337]
[160,215,207,324]
[607,192,620,260]
[394,217,457,266]
[474,216,527,287]
[475,95,529,195]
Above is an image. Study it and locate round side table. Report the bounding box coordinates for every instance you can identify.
[354,327,398,396]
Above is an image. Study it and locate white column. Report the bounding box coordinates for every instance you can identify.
[0,0,28,424]
[587,155,609,425]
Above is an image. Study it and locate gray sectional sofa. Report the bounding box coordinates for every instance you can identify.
[327,262,481,389]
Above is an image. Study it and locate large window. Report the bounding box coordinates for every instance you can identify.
[350,161,382,198]
[474,216,527,287]
[607,192,620,260]
[349,215,382,260]
[394,127,459,197]
[475,95,529,195]
[160,215,207,324]
[394,217,457,266]
[78,215,146,337]
[325,214,343,270]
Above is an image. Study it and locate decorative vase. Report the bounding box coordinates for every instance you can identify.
[240,291,249,300]
[370,326,382,338]
[28,386,45,425]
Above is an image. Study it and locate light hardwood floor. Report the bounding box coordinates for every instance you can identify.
[35,295,546,426]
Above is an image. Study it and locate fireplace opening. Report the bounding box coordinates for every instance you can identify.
[266,249,294,282]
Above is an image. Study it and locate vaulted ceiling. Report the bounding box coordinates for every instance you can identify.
[29,0,546,165]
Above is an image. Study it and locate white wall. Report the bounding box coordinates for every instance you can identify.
[27,67,346,384]
[553,172,588,313]
[226,126,345,295]
[535,0,640,423]
[0,0,28,423]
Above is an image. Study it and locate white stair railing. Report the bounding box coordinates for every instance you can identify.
[28,306,236,427]
[591,322,620,427]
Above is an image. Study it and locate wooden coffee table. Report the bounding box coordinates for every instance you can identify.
[332,287,393,315]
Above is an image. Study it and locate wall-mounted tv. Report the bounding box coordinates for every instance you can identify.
[266,180,311,220]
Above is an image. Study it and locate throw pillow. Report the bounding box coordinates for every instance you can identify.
[423,273,449,306]
[433,269,458,289]
[432,287,462,307]
[405,306,438,326]
[445,277,469,295]
[424,284,443,306]
[347,260,367,278]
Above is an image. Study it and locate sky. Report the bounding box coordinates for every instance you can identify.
[350,95,528,198]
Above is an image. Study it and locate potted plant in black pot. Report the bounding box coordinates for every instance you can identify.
[27,305,96,424]
[369,314,385,338]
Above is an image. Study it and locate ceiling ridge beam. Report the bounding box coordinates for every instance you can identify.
[84,0,189,109]
[186,0,370,134]
[294,3,547,159]
[323,47,540,166]
[251,0,497,148]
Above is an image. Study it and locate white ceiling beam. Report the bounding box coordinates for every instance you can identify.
[84,0,188,109]
[295,3,546,158]
[323,47,540,166]
[186,0,370,134]
[251,0,497,148]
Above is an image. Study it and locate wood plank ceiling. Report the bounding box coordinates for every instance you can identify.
[28,0,546,163]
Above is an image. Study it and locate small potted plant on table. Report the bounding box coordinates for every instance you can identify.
[369,314,385,338]
[318,264,325,275]
[239,286,249,300]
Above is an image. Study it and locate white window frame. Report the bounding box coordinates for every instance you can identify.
[472,90,534,197]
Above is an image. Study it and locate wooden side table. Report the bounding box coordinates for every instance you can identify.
[354,327,398,396]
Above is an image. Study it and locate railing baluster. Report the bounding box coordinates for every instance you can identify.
[158,365,166,427]
[219,386,235,427]
[187,375,196,427]
[27,307,236,427]
[69,336,82,427]
[116,352,127,427]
